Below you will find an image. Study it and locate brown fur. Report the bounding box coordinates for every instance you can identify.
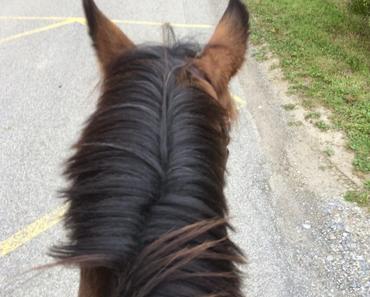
[79,267,114,297]
[54,1,249,297]
[83,0,135,74]
[195,1,249,117]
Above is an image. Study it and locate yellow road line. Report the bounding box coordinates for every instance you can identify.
[113,19,212,28]
[0,16,68,21]
[0,205,67,257]
[0,16,212,29]
[232,94,247,108]
[0,19,75,45]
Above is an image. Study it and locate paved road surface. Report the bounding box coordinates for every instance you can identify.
[1,1,370,297]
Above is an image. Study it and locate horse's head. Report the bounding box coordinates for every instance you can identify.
[54,2,250,297]
[83,0,249,120]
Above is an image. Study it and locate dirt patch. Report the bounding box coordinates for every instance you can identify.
[238,46,370,297]
[251,46,366,191]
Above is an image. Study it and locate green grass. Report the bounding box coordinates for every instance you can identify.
[345,188,370,209]
[287,120,303,127]
[315,120,331,131]
[305,111,321,120]
[282,103,296,110]
[324,147,335,157]
[247,0,370,174]
[345,190,369,207]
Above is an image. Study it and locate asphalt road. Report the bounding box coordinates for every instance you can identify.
[1,1,370,297]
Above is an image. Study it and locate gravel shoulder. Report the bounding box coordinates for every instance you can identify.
[232,46,370,297]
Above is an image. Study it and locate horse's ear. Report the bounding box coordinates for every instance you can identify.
[195,0,249,95]
[82,0,135,74]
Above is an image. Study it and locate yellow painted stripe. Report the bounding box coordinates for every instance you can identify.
[0,205,67,257]
[232,94,247,108]
[0,16,69,21]
[0,19,74,45]
[113,19,212,28]
[0,16,212,29]
[170,23,212,29]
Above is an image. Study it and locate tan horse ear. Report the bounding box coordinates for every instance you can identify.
[82,0,135,74]
[195,0,249,95]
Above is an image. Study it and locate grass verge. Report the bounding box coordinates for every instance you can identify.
[246,0,370,172]
[345,181,370,209]
[246,0,370,201]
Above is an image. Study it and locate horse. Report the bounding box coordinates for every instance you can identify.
[52,0,250,296]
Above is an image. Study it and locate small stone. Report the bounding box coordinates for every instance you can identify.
[302,223,311,230]
[326,255,335,262]
[330,244,338,251]
[330,222,345,231]
[354,255,364,261]
[359,260,369,271]
[349,243,357,249]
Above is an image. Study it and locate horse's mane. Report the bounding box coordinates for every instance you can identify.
[52,44,244,297]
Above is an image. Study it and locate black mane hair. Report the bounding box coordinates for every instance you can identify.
[53,43,245,297]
